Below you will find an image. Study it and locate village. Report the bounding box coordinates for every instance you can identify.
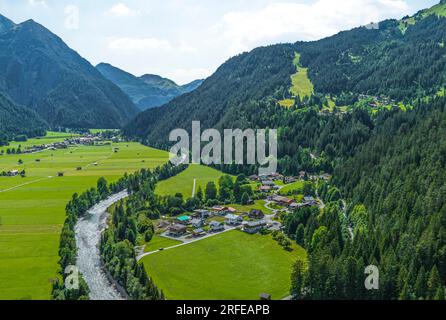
[0,132,125,177]
[141,170,331,254]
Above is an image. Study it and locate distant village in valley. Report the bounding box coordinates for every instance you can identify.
[0,132,124,178]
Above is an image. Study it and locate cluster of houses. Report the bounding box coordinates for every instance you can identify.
[358,94,398,109]
[252,172,331,193]
[165,206,269,238]
[20,134,109,155]
[269,194,318,210]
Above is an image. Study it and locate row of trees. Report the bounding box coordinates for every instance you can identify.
[52,163,187,300]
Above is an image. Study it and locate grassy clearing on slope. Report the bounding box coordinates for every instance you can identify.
[290,53,314,99]
[142,230,307,300]
[0,136,168,300]
[155,164,228,198]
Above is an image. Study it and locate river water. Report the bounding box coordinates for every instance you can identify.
[75,190,128,300]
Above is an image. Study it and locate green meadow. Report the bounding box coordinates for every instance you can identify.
[142,230,307,300]
[279,181,305,195]
[290,53,314,99]
[0,134,168,299]
[278,52,313,108]
[155,164,227,198]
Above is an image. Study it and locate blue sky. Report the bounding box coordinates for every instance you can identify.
[0,0,439,84]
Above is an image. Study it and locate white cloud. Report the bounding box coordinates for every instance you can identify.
[166,68,211,84]
[107,37,172,52]
[218,0,410,55]
[28,0,48,8]
[64,5,79,30]
[106,3,140,17]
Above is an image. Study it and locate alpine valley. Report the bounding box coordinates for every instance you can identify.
[1,1,446,302]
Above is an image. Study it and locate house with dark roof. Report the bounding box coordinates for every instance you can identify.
[249,209,264,219]
[243,220,267,234]
[177,215,191,224]
[167,224,187,237]
[209,221,225,232]
[190,218,204,228]
[225,214,243,225]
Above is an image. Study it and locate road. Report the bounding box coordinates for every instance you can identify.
[136,226,239,261]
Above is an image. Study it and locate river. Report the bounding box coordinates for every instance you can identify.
[75,190,128,300]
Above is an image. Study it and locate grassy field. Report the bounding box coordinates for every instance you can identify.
[278,52,313,108]
[142,230,306,300]
[279,181,305,195]
[290,53,313,99]
[155,164,228,198]
[0,131,78,153]
[0,134,168,299]
[229,200,273,215]
[144,236,182,253]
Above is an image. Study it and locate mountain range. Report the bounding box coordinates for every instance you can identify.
[0,14,139,129]
[96,63,203,110]
[125,2,446,147]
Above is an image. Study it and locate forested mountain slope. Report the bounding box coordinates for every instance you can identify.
[0,92,46,145]
[124,44,296,146]
[126,5,446,146]
[97,63,203,110]
[297,16,446,99]
[0,14,139,128]
[285,97,446,300]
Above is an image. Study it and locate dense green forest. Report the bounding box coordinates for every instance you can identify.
[286,97,446,300]
[0,92,46,146]
[298,16,446,100]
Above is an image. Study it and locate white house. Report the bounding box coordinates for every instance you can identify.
[225,214,243,225]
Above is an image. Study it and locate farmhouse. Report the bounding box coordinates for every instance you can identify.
[177,215,191,224]
[259,186,272,193]
[192,228,206,237]
[262,180,275,187]
[225,214,243,225]
[243,220,267,234]
[211,206,237,215]
[192,209,212,219]
[168,224,187,237]
[157,220,170,229]
[284,176,297,184]
[289,203,299,210]
[249,209,264,219]
[190,218,204,228]
[303,196,318,206]
[319,173,332,181]
[7,170,19,177]
[271,195,294,206]
[249,175,259,181]
[209,221,225,232]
